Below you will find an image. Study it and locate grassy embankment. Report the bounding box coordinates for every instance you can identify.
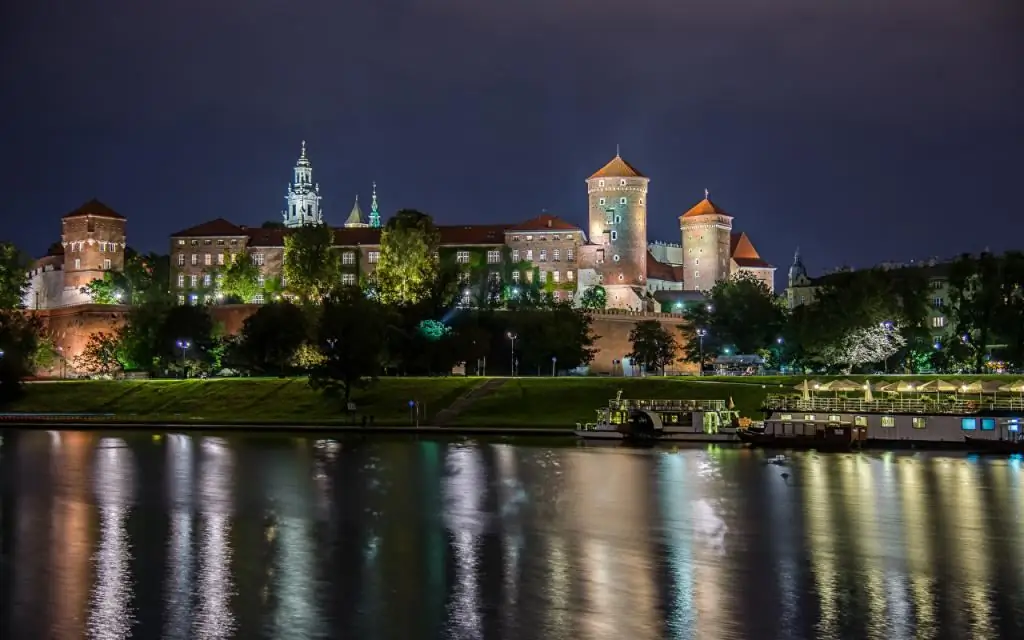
[8,373,1014,428]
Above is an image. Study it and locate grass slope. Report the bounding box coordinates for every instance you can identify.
[9,377,480,425]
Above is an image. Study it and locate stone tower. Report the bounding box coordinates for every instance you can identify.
[61,199,127,292]
[586,153,649,307]
[283,141,323,228]
[679,192,733,291]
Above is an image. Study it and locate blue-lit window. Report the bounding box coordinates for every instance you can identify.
[981,418,996,430]
[961,418,977,431]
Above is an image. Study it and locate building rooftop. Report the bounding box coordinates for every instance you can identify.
[63,198,125,220]
[170,218,248,237]
[507,214,580,232]
[646,252,685,282]
[730,232,773,269]
[588,154,646,180]
[680,197,731,220]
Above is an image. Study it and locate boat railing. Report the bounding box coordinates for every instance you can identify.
[764,394,1024,414]
[612,398,727,412]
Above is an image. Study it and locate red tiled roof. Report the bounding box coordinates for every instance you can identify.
[333,227,382,246]
[588,155,645,180]
[507,214,581,232]
[437,224,510,245]
[63,198,125,220]
[680,197,731,220]
[729,232,773,268]
[246,228,287,247]
[646,252,685,282]
[171,218,248,237]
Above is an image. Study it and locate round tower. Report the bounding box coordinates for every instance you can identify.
[586,153,649,306]
[60,198,127,292]
[679,192,733,291]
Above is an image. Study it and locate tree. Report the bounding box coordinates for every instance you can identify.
[679,274,785,364]
[579,285,607,310]
[627,320,679,375]
[0,242,28,309]
[283,223,340,302]
[820,323,906,374]
[73,332,126,376]
[81,271,128,304]
[375,210,440,305]
[309,287,390,406]
[219,252,262,303]
[508,303,597,374]
[0,309,41,401]
[946,252,1008,373]
[235,302,309,374]
[123,250,172,304]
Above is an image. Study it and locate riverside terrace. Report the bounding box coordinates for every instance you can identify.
[764,395,1024,414]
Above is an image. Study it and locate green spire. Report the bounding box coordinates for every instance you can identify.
[369,181,381,228]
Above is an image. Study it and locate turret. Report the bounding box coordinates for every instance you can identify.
[282,141,323,227]
[788,247,808,288]
[586,152,649,301]
[679,191,733,291]
[61,199,127,292]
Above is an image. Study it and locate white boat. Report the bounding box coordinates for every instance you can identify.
[576,391,742,443]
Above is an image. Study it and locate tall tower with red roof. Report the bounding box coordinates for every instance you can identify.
[586,153,649,306]
[60,198,127,293]
[679,192,733,291]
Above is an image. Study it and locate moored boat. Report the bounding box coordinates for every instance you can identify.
[963,433,1024,454]
[576,391,742,443]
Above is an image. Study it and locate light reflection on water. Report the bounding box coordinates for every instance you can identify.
[2,431,1024,640]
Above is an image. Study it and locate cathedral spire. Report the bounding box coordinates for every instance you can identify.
[369,181,381,228]
[345,194,369,228]
[283,140,322,227]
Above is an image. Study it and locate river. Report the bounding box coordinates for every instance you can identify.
[1,430,1023,639]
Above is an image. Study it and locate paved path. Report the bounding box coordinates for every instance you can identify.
[432,378,508,426]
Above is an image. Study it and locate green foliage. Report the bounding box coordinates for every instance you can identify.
[627,320,679,375]
[0,310,41,401]
[73,332,126,376]
[418,319,451,341]
[579,285,607,310]
[80,271,127,304]
[124,250,172,304]
[283,223,340,302]
[31,333,58,371]
[508,303,598,374]
[116,298,218,374]
[219,252,262,303]
[681,273,785,363]
[944,252,1024,372]
[375,210,440,305]
[309,287,392,404]
[0,242,28,310]
[235,302,309,374]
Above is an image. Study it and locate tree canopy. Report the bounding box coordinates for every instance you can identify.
[628,320,678,375]
[283,223,340,302]
[0,242,28,310]
[375,210,440,305]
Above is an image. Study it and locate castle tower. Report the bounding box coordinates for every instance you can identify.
[679,191,733,291]
[586,153,649,305]
[344,195,369,228]
[788,247,807,288]
[61,199,127,292]
[283,141,323,228]
[369,181,381,228]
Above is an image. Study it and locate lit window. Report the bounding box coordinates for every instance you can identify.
[341,273,356,286]
[253,293,264,304]
[177,273,185,288]
[881,416,895,427]
[599,198,606,205]
[512,235,520,241]
[487,250,501,264]
[512,249,520,262]
[553,271,560,283]
[611,231,618,241]
[598,180,605,187]
[203,274,211,286]
[913,417,927,429]
[369,251,380,264]
[828,415,841,423]
[619,179,626,186]
[257,275,265,287]
[177,295,185,305]
[781,414,792,421]
[103,259,111,270]
[854,415,867,426]
[932,316,946,328]
[982,418,995,431]
[525,235,533,241]
[191,254,198,266]
[539,250,547,261]
[217,239,224,245]
[804,415,815,421]
[190,275,198,287]
[961,418,977,431]
[694,271,700,278]
[613,254,620,262]
[512,271,520,282]
[252,253,265,266]
[177,254,185,266]
[204,253,212,266]
[619,197,627,204]
[526,270,534,283]
[189,294,198,304]
[456,251,470,264]
[567,270,574,281]
[567,248,574,262]
[178,239,185,246]
[217,253,224,265]
[526,249,533,261]
[343,251,355,265]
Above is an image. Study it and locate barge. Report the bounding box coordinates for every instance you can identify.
[576,392,742,442]
[751,393,1024,451]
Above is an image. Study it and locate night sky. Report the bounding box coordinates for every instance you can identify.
[2,1,1021,276]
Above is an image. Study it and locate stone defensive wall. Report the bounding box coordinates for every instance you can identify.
[31,304,695,377]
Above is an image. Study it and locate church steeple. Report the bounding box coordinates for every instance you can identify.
[788,247,808,287]
[344,195,369,228]
[283,140,323,228]
[369,181,381,228]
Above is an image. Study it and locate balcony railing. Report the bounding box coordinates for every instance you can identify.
[764,394,1024,415]
[612,398,727,412]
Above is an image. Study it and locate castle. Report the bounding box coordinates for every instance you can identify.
[27,145,773,311]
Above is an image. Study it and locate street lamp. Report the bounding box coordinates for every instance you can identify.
[776,336,784,373]
[551,356,557,377]
[507,332,517,376]
[696,328,707,376]
[176,340,190,378]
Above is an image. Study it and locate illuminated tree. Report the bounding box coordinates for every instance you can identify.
[283,223,340,302]
[821,323,906,374]
[627,320,678,375]
[0,242,28,309]
[219,252,262,303]
[73,331,126,376]
[375,210,440,305]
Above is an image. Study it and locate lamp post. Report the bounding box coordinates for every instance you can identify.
[176,340,190,378]
[551,356,557,377]
[696,328,707,376]
[776,337,784,373]
[57,346,66,379]
[507,332,517,376]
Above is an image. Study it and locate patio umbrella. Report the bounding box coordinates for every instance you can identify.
[873,381,898,392]
[819,379,862,392]
[959,380,1003,400]
[892,380,922,394]
[795,379,812,401]
[917,379,961,400]
[997,380,1024,393]
[863,380,874,401]
[728,396,735,410]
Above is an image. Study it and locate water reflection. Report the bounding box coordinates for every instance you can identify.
[88,437,136,639]
[2,432,1024,640]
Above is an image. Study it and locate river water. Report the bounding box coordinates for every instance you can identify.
[1,430,1023,640]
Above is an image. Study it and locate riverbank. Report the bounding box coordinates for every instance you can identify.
[9,374,1013,429]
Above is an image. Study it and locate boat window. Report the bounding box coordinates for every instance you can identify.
[854,415,868,427]
[804,414,815,421]
[981,418,995,431]
[961,418,977,431]
[828,414,841,423]
[881,416,895,428]
[912,417,926,429]
[781,414,792,421]
[1009,419,1019,432]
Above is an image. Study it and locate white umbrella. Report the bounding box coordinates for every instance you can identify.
[917,379,961,400]
[863,380,874,401]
